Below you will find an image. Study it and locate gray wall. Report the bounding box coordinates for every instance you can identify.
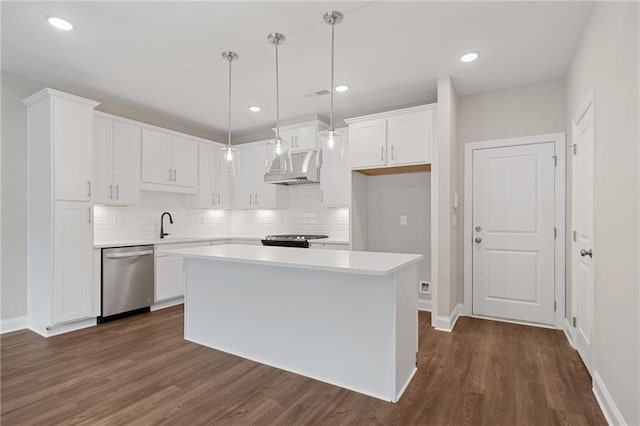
[367,172,431,283]
[1,72,47,321]
[566,2,639,424]
[456,78,567,312]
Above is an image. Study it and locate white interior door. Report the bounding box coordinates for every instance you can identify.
[472,142,556,325]
[572,102,594,372]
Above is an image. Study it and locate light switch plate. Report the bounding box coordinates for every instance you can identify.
[400,215,407,226]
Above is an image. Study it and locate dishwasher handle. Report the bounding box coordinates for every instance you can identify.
[104,250,154,259]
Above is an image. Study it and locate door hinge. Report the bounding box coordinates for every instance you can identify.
[554,227,557,239]
[569,144,577,155]
[554,301,557,312]
[572,316,577,327]
[553,155,558,166]
[572,230,577,241]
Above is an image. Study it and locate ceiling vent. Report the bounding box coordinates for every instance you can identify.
[303,89,330,98]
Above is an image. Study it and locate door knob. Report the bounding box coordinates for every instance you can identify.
[580,248,593,258]
[474,237,482,243]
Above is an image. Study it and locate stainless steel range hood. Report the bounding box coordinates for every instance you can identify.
[264,149,322,185]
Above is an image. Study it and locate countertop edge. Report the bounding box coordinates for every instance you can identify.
[169,247,422,277]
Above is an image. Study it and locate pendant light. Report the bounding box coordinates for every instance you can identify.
[265,32,293,174]
[218,51,239,176]
[320,11,345,166]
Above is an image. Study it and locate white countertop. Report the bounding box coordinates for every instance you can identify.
[94,236,350,249]
[167,244,422,276]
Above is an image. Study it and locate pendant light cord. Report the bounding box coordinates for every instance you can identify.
[227,57,232,148]
[329,22,335,132]
[275,42,280,141]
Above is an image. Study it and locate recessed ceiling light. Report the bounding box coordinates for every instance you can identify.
[460,52,479,63]
[248,106,262,112]
[47,16,73,31]
[335,85,350,93]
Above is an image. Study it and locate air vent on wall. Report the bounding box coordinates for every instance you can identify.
[303,89,331,98]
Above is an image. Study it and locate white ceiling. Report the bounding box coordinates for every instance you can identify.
[2,1,592,142]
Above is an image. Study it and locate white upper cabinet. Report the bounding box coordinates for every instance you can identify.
[320,129,350,207]
[196,142,231,209]
[346,104,435,170]
[348,118,387,169]
[171,135,198,188]
[40,93,97,201]
[232,142,286,210]
[142,128,172,184]
[141,128,198,193]
[387,110,433,166]
[274,120,328,152]
[94,114,141,205]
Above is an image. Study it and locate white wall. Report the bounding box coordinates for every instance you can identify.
[1,72,47,321]
[434,76,459,322]
[566,3,639,424]
[456,78,567,313]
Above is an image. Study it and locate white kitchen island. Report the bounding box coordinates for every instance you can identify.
[167,244,422,403]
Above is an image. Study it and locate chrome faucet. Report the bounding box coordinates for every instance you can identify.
[160,212,173,239]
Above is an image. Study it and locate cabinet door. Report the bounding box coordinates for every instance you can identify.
[293,124,318,150]
[282,124,317,151]
[216,172,231,209]
[53,202,93,324]
[93,116,114,203]
[141,128,172,184]
[231,145,256,210]
[112,121,141,204]
[155,255,185,301]
[387,110,431,165]
[172,136,198,188]
[197,143,217,208]
[320,164,349,207]
[53,97,94,201]
[349,118,387,169]
[251,144,279,209]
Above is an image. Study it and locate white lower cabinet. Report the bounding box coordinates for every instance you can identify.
[155,254,185,302]
[53,202,94,324]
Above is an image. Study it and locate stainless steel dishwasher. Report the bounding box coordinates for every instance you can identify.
[99,245,155,322]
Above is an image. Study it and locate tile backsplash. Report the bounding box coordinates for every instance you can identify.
[94,189,349,242]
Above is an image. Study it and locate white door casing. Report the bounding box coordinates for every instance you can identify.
[464,133,566,329]
[572,95,595,372]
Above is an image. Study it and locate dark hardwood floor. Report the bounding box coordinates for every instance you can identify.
[1,306,605,425]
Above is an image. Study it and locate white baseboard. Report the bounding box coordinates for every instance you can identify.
[434,303,463,332]
[29,318,97,338]
[417,299,432,312]
[563,317,575,348]
[592,370,627,426]
[151,297,184,312]
[0,316,28,334]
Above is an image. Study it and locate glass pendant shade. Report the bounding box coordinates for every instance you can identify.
[320,129,345,166]
[265,137,293,174]
[217,145,237,176]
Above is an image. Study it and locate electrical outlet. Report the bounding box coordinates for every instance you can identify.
[400,215,407,226]
[420,281,430,294]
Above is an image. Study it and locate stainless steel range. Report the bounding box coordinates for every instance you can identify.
[261,234,329,248]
